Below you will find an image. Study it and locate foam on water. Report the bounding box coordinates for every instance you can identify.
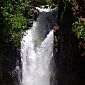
[20,6,57,85]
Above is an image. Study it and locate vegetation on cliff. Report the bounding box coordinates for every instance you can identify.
[72,18,85,40]
[56,0,85,85]
[0,0,27,47]
[58,0,85,56]
[71,0,85,40]
[71,0,85,56]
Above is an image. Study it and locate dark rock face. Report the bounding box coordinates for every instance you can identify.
[77,0,85,17]
[0,41,21,85]
[54,1,85,85]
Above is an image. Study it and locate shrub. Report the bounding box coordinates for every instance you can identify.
[72,18,85,40]
[1,0,27,47]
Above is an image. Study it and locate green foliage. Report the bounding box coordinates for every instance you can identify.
[72,19,85,40]
[1,0,27,47]
[46,0,52,4]
[7,13,27,46]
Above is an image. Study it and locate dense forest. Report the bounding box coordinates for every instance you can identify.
[0,0,85,85]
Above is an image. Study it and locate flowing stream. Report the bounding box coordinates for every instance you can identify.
[20,6,57,85]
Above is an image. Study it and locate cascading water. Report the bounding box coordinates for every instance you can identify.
[21,6,58,85]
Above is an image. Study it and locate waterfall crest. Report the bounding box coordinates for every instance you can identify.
[21,6,57,85]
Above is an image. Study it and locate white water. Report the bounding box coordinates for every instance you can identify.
[21,7,57,85]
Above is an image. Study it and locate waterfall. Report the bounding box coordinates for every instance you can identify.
[20,6,58,85]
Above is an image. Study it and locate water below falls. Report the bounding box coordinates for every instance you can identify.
[21,7,57,85]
